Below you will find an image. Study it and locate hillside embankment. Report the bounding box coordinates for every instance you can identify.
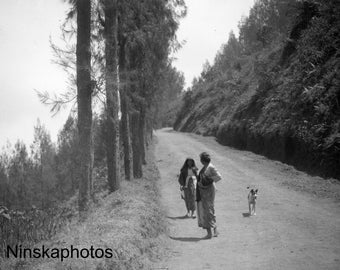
[174,1,340,179]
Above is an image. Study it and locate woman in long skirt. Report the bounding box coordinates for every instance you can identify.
[196,152,222,239]
[178,158,198,218]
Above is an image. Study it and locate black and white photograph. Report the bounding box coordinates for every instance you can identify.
[0,0,339,269]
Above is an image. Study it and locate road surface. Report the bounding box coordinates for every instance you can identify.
[154,128,340,270]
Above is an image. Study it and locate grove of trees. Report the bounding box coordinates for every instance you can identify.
[0,0,186,251]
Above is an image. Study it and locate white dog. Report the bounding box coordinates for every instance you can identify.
[247,187,258,216]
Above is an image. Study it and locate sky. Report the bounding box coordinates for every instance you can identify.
[0,0,254,149]
[0,0,70,149]
[173,0,254,88]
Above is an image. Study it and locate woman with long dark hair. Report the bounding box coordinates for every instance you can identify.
[178,158,198,218]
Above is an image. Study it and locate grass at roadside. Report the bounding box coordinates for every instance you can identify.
[1,140,169,270]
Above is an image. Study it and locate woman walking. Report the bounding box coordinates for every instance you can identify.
[178,158,198,218]
[196,152,222,239]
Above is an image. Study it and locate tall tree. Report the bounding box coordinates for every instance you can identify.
[131,110,142,178]
[0,159,9,206]
[56,116,79,199]
[123,0,185,173]
[76,0,93,213]
[31,120,57,209]
[119,34,133,180]
[7,141,31,209]
[104,0,120,191]
[153,65,185,128]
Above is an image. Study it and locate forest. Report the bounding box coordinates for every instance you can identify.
[173,0,340,180]
[0,0,185,263]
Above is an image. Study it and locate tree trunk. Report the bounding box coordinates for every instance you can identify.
[139,107,147,165]
[131,111,142,178]
[76,0,92,214]
[119,38,133,180]
[90,127,94,198]
[40,155,44,209]
[105,0,120,192]
[146,114,153,145]
[121,92,133,180]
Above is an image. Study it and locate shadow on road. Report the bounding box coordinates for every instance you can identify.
[167,215,189,220]
[242,213,250,217]
[170,236,203,242]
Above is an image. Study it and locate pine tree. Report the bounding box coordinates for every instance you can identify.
[76,0,93,213]
[104,0,120,191]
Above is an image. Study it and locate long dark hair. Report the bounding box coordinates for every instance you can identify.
[180,158,197,172]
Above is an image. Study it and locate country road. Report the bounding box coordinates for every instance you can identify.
[154,128,340,270]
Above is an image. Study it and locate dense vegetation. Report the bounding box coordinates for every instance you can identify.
[0,0,185,258]
[174,0,340,179]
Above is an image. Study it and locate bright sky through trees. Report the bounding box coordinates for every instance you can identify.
[0,0,253,148]
[173,0,254,88]
[0,0,69,148]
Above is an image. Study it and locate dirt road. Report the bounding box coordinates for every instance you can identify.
[154,128,340,270]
